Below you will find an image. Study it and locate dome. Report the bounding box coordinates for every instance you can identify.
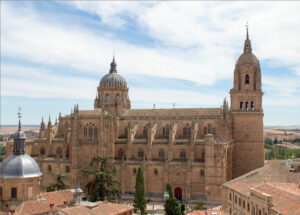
[0,154,42,178]
[237,52,259,65]
[99,57,127,87]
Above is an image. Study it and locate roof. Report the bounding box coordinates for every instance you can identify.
[187,209,226,215]
[0,154,42,178]
[60,201,133,215]
[123,108,221,117]
[15,199,57,215]
[276,142,300,149]
[41,189,74,207]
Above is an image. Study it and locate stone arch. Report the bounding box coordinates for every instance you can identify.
[105,93,110,104]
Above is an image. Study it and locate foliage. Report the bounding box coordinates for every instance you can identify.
[133,167,147,215]
[180,203,185,215]
[83,155,121,202]
[46,171,71,192]
[164,183,181,215]
[264,138,300,160]
[192,201,207,210]
[0,145,6,162]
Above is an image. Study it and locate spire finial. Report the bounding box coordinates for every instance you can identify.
[18,106,22,131]
[109,54,117,73]
[246,22,249,40]
[243,23,252,53]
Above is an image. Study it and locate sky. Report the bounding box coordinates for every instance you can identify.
[1,1,300,126]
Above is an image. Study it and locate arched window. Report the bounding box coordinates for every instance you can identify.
[154,168,158,176]
[202,151,205,160]
[166,124,169,135]
[200,169,205,177]
[94,128,98,137]
[180,150,186,160]
[84,127,87,136]
[183,127,187,135]
[115,93,120,102]
[118,148,124,158]
[240,102,244,110]
[47,165,52,172]
[243,200,245,208]
[229,193,232,200]
[159,149,165,159]
[11,188,17,199]
[143,127,147,137]
[208,124,212,134]
[245,102,249,111]
[138,149,144,158]
[245,74,249,84]
[247,203,250,211]
[88,127,93,137]
[40,147,45,156]
[105,94,110,104]
[65,166,70,173]
[56,147,63,158]
[132,168,137,175]
[251,101,254,111]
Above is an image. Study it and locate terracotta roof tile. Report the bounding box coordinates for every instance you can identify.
[15,199,57,215]
[187,209,226,215]
[41,189,74,207]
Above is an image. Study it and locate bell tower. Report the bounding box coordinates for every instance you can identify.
[230,26,264,178]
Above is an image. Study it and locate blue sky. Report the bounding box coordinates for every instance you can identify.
[1,1,300,126]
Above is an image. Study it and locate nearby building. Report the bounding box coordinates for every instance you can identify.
[0,111,42,212]
[221,160,300,215]
[6,28,264,203]
[275,142,300,149]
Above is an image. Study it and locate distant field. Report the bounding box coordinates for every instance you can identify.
[0,125,40,133]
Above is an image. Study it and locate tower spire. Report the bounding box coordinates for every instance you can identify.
[109,55,117,73]
[13,107,26,155]
[18,106,22,131]
[243,23,252,53]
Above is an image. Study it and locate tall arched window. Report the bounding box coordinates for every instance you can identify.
[246,102,249,111]
[132,167,137,175]
[138,149,144,158]
[202,151,205,160]
[40,147,45,156]
[154,168,158,176]
[94,128,98,137]
[180,150,186,160]
[47,165,52,172]
[143,127,147,137]
[115,93,120,102]
[118,148,124,158]
[65,166,70,173]
[159,149,165,159]
[89,127,93,137]
[56,147,63,158]
[208,124,212,134]
[240,102,244,110]
[200,169,205,177]
[251,101,254,111]
[245,74,249,84]
[105,94,110,104]
[84,127,87,136]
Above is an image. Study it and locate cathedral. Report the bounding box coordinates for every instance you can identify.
[6,29,264,203]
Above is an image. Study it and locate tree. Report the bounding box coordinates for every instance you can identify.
[180,203,185,215]
[192,201,207,210]
[133,167,146,215]
[83,155,120,202]
[46,171,71,192]
[164,183,181,215]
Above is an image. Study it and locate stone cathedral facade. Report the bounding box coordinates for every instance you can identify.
[7,30,264,202]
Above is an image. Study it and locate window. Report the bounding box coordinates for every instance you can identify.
[200,169,205,177]
[180,150,186,160]
[251,101,254,111]
[239,198,241,206]
[56,147,63,158]
[247,203,250,211]
[243,200,245,208]
[115,93,120,102]
[48,165,52,172]
[133,168,137,175]
[65,166,70,173]
[204,127,207,135]
[125,128,128,137]
[89,128,93,137]
[188,127,191,136]
[229,193,232,200]
[183,127,187,136]
[84,127,87,136]
[105,94,110,104]
[166,125,169,135]
[259,209,262,215]
[208,124,212,134]
[154,168,158,176]
[235,196,237,203]
[245,102,249,111]
[229,208,232,215]
[40,147,45,156]
[118,148,124,158]
[202,151,205,160]
[159,149,165,159]
[240,102,244,110]
[138,149,144,158]
[11,188,17,199]
[66,147,69,158]
[212,127,216,136]
[245,74,249,84]
[143,127,147,137]
[94,128,98,137]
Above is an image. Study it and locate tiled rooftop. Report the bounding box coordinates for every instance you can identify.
[41,189,74,207]
[187,209,227,215]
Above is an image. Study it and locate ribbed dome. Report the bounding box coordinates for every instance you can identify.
[100,57,127,87]
[237,52,259,65]
[0,154,42,178]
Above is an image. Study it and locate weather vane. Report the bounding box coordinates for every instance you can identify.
[18,106,22,119]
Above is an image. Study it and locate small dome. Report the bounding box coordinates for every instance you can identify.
[0,154,42,178]
[237,52,259,65]
[14,130,26,139]
[100,57,127,87]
